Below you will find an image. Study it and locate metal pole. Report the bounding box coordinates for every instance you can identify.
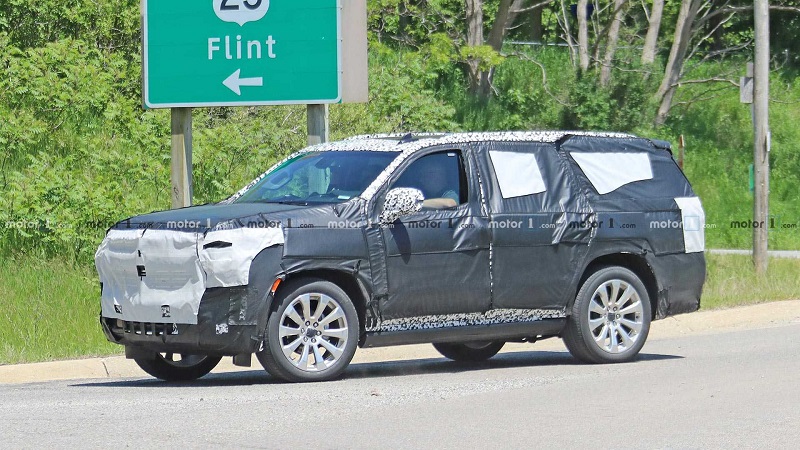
[753,0,770,274]
[170,107,193,209]
[307,104,329,145]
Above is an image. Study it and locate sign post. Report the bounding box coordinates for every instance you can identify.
[307,104,329,146]
[170,108,192,208]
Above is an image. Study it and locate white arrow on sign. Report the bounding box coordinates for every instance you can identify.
[222,69,263,96]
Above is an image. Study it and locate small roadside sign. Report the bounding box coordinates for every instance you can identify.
[740,62,754,104]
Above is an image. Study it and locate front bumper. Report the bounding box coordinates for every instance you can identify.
[101,318,258,356]
[100,285,273,356]
[97,229,286,355]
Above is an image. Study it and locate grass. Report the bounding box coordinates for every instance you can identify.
[702,254,800,309]
[0,253,798,365]
[0,257,120,365]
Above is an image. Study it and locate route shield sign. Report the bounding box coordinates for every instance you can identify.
[142,0,341,108]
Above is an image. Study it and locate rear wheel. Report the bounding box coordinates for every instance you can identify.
[257,278,359,382]
[433,341,505,362]
[134,353,221,382]
[563,266,651,363]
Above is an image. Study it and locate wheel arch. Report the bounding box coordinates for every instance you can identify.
[575,252,659,320]
[275,269,369,338]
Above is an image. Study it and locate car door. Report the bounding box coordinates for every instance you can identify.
[372,147,491,320]
[474,140,593,310]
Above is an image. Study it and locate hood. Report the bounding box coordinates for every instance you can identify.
[112,202,306,231]
[111,199,367,232]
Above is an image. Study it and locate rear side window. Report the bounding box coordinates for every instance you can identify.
[488,150,547,198]
[570,152,653,194]
[476,141,578,215]
[562,137,693,199]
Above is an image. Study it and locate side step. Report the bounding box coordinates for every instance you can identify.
[361,319,566,348]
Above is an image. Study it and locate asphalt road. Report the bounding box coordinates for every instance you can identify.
[1,324,798,449]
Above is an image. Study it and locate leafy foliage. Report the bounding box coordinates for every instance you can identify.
[1,0,140,55]
[1,2,800,267]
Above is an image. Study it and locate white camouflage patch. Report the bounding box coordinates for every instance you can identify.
[379,187,424,223]
[366,308,567,332]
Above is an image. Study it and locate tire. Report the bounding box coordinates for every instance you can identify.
[433,341,505,362]
[134,353,222,382]
[257,278,359,382]
[563,266,652,364]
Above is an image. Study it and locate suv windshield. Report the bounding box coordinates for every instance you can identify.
[235,151,400,204]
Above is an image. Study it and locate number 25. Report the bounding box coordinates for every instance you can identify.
[220,0,262,11]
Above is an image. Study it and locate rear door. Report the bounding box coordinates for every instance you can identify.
[474,141,593,310]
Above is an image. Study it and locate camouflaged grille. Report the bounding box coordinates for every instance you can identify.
[115,320,179,336]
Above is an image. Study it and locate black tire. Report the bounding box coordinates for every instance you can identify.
[563,266,652,364]
[257,278,359,382]
[134,353,222,382]
[432,341,505,362]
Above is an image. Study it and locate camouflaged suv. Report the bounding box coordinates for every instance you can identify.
[96,131,705,382]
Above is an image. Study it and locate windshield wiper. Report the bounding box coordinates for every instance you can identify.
[258,200,309,206]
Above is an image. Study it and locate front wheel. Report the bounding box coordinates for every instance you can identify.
[563,266,652,364]
[433,341,505,362]
[257,278,359,382]
[134,353,221,382]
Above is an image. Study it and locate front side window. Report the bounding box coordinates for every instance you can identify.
[236,151,400,204]
[391,151,467,209]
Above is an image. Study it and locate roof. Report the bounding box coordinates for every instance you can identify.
[308,130,637,153]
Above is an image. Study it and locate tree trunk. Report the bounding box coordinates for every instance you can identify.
[641,0,664,65]
[708,0,725,52]
[465,0,484,94]
[480,0,515,98]
[398,2,410,39]
[506,0,528,35]
[577,0,590,71]
[558,0,578,67]
[532,4,543,41]
[488,0,514,51]
[600,0,626,87]
[654,0,702,126]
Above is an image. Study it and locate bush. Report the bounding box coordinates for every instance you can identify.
[3,27,800,268]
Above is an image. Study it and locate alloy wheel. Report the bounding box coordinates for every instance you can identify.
[277,293,349,372]
[587,279,644,354]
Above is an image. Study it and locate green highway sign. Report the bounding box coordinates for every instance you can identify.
[142,0,341,108]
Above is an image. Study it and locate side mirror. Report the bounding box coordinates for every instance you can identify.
[380,188,424,225]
